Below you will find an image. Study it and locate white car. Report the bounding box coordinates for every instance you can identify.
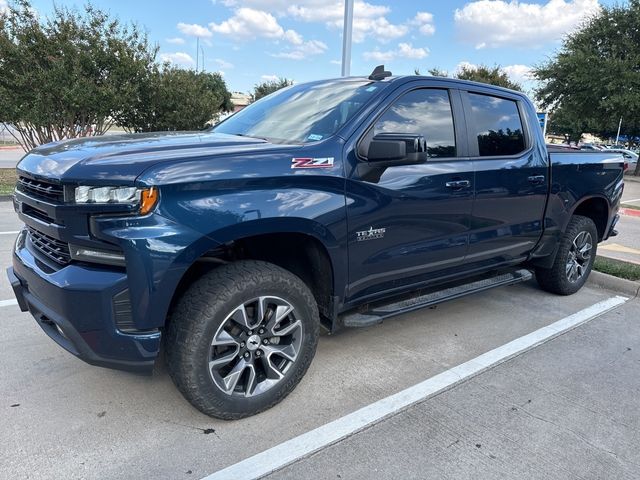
[608,148,638,172]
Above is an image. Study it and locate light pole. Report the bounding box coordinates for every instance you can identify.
[615,117,622,145]
[341,0,354,77]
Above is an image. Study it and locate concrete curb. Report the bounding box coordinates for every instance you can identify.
[620,207,640,217]
[624,174,640,183]
[589,270,640,298]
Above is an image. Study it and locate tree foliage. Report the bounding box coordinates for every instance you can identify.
[456,65,522,91]
[533,0,640,174]
[252,78,293,102]
[414,65,522,91]
[121,66,232,133]
[0,0,232,149]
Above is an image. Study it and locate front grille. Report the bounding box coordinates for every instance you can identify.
[17,176,64,203]
[27,226,71,265]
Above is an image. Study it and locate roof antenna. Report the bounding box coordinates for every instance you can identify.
[368,65,392,81]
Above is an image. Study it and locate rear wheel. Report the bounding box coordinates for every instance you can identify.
[535,215,598,295]
[166,260,320,419]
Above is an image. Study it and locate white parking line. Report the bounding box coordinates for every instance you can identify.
[202,295,628,480]
[0,231,19,235]
[0,299,18,307]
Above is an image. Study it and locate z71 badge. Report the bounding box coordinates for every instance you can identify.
[291,157,334,169]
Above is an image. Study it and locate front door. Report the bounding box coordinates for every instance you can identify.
[345,87,474,302]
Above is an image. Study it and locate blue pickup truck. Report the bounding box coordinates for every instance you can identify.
[8,67,624,419]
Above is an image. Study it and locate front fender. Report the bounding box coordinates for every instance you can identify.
[153,177,349,292]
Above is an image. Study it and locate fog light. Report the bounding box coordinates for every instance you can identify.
[69,245,126,266]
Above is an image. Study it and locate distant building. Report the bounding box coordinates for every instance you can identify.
[231,92,251,112]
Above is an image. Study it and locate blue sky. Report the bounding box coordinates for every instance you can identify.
[22,0,616,94]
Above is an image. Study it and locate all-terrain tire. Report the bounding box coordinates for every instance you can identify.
[165,260,320,419]
[535,215,598,295]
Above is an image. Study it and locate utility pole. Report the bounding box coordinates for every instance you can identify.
[341,0,354,77]
[196,37,200,71]
[615,117,622,145]
[201,46,205,72]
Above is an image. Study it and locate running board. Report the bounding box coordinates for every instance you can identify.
[341,269,533,328]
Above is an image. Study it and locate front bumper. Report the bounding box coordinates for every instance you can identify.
[8,240,161,374]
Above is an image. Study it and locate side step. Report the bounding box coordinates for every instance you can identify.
[341,269,533,328]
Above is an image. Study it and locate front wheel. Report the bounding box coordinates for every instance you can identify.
[165,260,320,419]
[535,215,598,295]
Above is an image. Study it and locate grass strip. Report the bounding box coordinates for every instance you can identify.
[594,256,640,281]
[0,168,16,196]
[621,203,640,211]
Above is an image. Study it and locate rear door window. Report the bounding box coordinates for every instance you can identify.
[468,93,526,156]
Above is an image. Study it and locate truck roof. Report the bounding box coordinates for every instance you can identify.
[304,74,528,99]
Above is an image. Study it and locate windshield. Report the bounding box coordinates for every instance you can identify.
[213,80,386,144]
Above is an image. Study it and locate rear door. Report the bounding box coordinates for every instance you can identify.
[462,90,548,266]
[345,86,474,302]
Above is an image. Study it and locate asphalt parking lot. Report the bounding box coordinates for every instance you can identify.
[1,199,639,480]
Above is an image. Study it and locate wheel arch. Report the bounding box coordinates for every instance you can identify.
[569,194,610,241]
[166,219,345,331]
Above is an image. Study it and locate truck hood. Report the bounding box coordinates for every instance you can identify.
[16,131,298,183]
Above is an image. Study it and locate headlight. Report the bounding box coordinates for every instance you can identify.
[74,186,158,214]
[75,186,139,203]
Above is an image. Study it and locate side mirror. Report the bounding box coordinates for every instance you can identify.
[366,133,428,166]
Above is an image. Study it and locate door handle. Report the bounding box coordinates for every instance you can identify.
[528,175,545,184]
[445,180,471,189]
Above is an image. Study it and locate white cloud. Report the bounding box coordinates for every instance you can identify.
[272,39,328,60]
[210,8,289,41]
[330,59,342,65]
[160,52,196,66]
[215,58,234,69]
[223,0,326,9]
[0,0,7,14]
[411,11,436,36]
[261,74,279,81]
[288,1,407,43]
[166,37,186,45]
[455,61,478,74]
[364,42,429,62]
[455,62,533,84]
[177,22,212,38]
[284,29,303,45]
[502,64,533,83]
[454,0,600,48]
[397,42,429,59]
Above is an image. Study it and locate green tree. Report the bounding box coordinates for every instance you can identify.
[252,78,293,102]
[0,1,233,149]
[121,66,232,132]
[533,0,640,174]
[0,0,156,149]
[414,65,522,91]
[456,65,522,91]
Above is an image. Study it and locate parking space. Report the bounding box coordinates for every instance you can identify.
[601,179,640,264]
[270,295,640,480]
[0,197,635,480]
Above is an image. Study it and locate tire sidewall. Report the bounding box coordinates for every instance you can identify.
[555,216,598,294]
[169,262,319,418]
